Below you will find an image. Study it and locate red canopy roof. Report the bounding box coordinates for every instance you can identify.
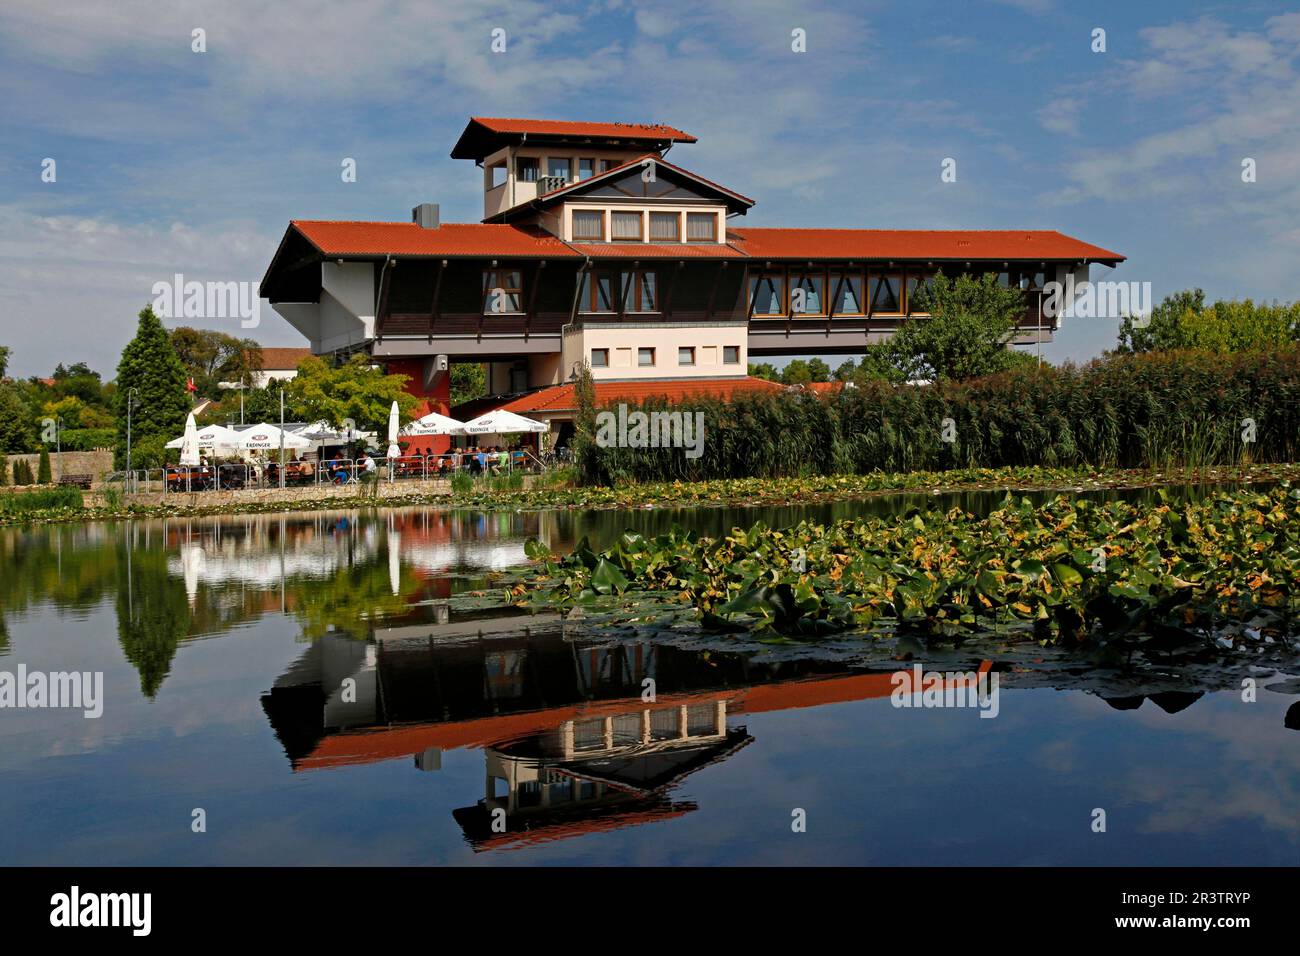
[290,220,581,258]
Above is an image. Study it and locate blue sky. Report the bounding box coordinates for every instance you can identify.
[2,0,1299,379]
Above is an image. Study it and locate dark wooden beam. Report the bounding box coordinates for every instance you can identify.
[375,256,394,343]
[524,260,545,340]
[428,259,445,344]
[705,260,728,322]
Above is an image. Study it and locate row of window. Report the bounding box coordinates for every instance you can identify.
[479,266,1050,317]
[748,267,1048,317]
[590,345,742,369]
[517,156,615,184]
[572,209,717,244]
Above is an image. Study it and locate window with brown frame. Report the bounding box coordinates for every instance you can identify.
[686,212,717,242]
[828,272,865,315]
[638,347,656,367]
[621,270,659,312]
[572,210,604,242]
[678,346,695,366]
[723,345,741,364]
[590,348,609,368]
[482,269,523,314]
[649,211,680,242]
[748,273,785,315]
[611,211,643,242]
[869,273,902,314]
[788,271,826,316]
[577,272,617,312]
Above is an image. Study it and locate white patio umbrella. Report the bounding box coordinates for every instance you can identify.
[386,400,401,461]
[166,423,241,455]
[178,413,201,467]
[461,409,548,435]
[401,411,466,436]
[236,424,313,452]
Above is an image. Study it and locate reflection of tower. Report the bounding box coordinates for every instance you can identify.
[455,699,750,850]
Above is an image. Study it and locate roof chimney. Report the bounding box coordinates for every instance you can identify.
[412,203,440,229]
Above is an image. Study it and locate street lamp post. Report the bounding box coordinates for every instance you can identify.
[124,387,140,493]
[278,388,286,489]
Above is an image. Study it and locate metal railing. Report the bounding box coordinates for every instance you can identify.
[103,452,560,495]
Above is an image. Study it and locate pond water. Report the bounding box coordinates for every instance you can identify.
[2,491,1298,866]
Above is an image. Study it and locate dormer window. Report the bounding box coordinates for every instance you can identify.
[612,211,644,242]
[649,212,680,242]
[572,210,604,241]
[686,212,717,242]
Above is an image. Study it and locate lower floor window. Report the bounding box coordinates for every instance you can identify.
[638,347,656,367]
[723,345,740,364]
[678,346,695,365]
[590,348,609,368]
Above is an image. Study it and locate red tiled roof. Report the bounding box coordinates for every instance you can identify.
[471,117,695,141]
[728,227,1124,262]
[259,347,312,370]
[497,376,784,416]
[451,118,697,161]
[575,242,746,259]
[290,221,581,258]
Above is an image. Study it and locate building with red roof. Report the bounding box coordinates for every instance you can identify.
[260,116,1124,450]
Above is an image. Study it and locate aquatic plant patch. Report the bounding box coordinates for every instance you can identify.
[521,485,1300,645]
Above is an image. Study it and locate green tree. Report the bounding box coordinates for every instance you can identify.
[450,362,486,407]
[115,306,190,467]
[0,345,10,378]
[572,361,599,484]
[0,382,36,453]
[1117,289,1300,354]
[169,327,264,398]
[37,448,51,484]
[880,272,1028,381]
[284,355,419,433]
[0,455,8,486]
[748,362,779,381]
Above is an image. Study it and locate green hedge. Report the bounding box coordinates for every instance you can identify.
[580,349,1300,484]
[57,428,116,451]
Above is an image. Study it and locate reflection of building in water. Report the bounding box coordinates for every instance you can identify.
[260,611,926,850]
[456,698,751,850]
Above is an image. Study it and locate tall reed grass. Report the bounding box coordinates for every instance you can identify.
[579,349,1300,484]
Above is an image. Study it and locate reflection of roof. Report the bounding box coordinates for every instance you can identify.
[454,376,784,418]
[452,800,695,851]
[293,670,915,772]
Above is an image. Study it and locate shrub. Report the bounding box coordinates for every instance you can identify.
[0,455,7,487]
[37,448,51,484]
[579,349,1300,483]
[0,486,83,515]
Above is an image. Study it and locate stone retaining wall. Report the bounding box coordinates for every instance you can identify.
[98,478,459,509]
[2,449,114,484]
